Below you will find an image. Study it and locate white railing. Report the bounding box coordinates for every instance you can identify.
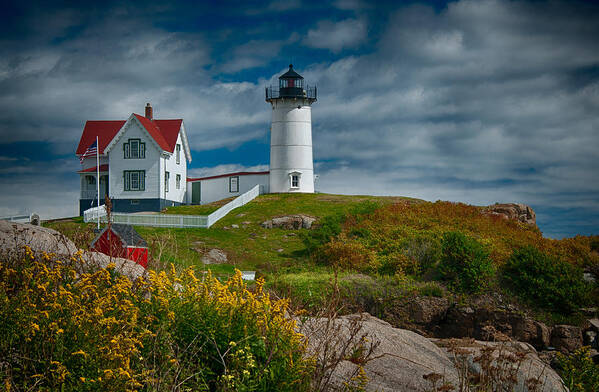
[0,214,30,222]
[206,185,260,227]
[82,185,262,228]
[110,213,209,228]
[83,205,107,222]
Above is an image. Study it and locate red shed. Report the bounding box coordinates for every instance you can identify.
[90,224,149,268]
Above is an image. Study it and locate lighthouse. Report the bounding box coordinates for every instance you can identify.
[266,64,317,193]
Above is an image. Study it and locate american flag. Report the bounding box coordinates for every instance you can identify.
[79,140,98,164]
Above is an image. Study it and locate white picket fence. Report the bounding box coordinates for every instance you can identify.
[83,205,107,223]
[83,185,261,229]
[0,214,31,223]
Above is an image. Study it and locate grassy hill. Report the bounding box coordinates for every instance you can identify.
[45,193,598,322]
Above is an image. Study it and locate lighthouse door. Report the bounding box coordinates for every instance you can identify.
[192,182,201,205]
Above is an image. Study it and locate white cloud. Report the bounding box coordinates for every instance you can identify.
[303,18,367,53]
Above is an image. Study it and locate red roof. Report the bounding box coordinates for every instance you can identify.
[76,121,125,155]
[76,115,183,156]
[78,164,109,173]
[187,171,270,182]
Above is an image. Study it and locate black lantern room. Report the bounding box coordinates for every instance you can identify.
[266,64,317,102]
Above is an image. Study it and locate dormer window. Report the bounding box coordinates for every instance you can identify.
[124,139,145,159]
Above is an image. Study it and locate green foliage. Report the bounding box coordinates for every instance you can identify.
[401,233,442,274]
[301,213,345,256]
[439,231,494,293]
[557,347,599,392]
[0,249,312,391]
[376,253,417,276]
[502,246,591,313]
[348,200,380,218]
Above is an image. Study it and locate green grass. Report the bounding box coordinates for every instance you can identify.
[45,193,422,280]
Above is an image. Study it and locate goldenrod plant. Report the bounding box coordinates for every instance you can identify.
[0,246,312,391]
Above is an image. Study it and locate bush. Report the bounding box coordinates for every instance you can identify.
[557,347,599,392]
[401,233,442,274]
[0,247,312,391]
[502,246,591,313]
[321,235,377,271]
[376,252,418,276]
[301,213,344,255]
[438,231,494,293]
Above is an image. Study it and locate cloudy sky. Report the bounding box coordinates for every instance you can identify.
[0,0,598,238]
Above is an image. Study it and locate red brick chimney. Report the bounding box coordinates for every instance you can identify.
[145,103,153,120]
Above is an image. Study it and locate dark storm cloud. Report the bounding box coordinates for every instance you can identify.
[0,0,597,237]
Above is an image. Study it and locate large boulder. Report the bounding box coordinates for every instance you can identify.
[261,215,316,229]
[0,220,78,255]
[484,203,536,226]
[434,339,566,392]
[300,313,565,391]
[299,313,459,391]
[0,220,146,281]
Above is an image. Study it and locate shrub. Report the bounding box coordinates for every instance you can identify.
[502,246,591,313]
[557,347,599,392]
[321,235,377,271]
[401,233,442,274]
[0,247,312,391]
[301,213,344,255]
[376,252,418,276]
[438,231,494,293]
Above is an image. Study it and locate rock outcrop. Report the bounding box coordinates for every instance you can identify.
[438,304,553,350]
[0,220,146,281]
[484,203,536,226]
[301,313,566,392]
[299,313,459,391]
[201,248,228,264]
[261,214,316,229]
[434,339,566,392]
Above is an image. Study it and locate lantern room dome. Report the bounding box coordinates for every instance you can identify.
[279,64,304,80]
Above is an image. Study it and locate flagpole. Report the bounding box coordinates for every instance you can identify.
[96,136,100,230]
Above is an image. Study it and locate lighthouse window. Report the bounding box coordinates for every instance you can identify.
[229,176,239,193]
[291,175,299,188]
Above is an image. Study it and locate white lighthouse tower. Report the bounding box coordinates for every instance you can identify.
[266,65,317,193]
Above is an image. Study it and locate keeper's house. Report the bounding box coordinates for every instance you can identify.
[76,103,191,214]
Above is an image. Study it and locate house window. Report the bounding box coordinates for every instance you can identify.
[291,174,300,188]
[124,139,145,159]
[176,144,181,164]
[124,170,145,191]
[86,175,96,185]
[176,174,181,189]
[229,176,239,193]
[165,171,170,192]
